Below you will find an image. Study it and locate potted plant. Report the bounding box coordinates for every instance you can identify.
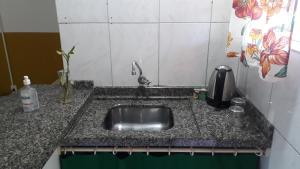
[56,46,75,104]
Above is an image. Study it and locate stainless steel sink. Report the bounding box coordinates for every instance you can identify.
[103,105,173,131]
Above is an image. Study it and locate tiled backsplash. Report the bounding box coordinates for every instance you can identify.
[237,50,300,168]
[56,0,237,86]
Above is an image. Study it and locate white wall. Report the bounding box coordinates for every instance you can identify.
[56,0,236,86]
[42,148,60,169]
[0,0,59,32]
[236,49,300,169]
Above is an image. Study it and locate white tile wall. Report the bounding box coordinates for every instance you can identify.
[42,148,60,169]
[236,61,248,94]
[110,24,159,86]
[159,23,210,86]
[56,0,108,23]
[57,0,232,87]
[268,50,300,152]
[211,0,232,22]
[108,0,159,23]
[236,46,300,169]
[206,23,238,85]
[59,24,112,86]
[160,0,212,22]
[245,66,273,117]
[260,131,300,169]
[234,0,300,166]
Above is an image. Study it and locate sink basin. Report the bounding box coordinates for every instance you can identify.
[103,105,173,131]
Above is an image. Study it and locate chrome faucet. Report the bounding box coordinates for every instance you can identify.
[131,60,151,86]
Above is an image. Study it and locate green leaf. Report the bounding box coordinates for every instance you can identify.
[63,55,68,62]
[68,46,75,55]
[275,65,288,78]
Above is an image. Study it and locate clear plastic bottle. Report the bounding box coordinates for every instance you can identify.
[20,76,39,112]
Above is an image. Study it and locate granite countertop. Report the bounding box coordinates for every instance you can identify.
[62,87,273,149]
[62,98,200,147]
[0,86,273,169]
[0,84,93,169]
[192,101,272,148]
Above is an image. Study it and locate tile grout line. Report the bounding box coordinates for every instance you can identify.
[204,0,214,86]
[266,83,274,120]
[244,66,249,96]
[58,21,229,24]
[106,0,114,86]
[274,127,300,155]
[157,0,160,86]
[235,56,240,85]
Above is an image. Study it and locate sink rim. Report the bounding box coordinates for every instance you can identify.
[102,104,174,131]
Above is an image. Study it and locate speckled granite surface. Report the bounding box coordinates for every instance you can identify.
[62,88,273,149]
[191,100,272,148]
[62,98,201,147]
[0,84,92,169]
[0,86,273,169]
[93,87,194,97]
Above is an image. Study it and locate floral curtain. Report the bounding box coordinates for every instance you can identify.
[227,0,298,81]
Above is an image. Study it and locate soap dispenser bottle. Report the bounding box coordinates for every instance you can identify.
[20,76,39,112]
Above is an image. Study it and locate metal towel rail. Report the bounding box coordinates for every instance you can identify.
[61,147,264,157]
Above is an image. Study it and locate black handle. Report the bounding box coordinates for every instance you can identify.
[214,69,227,104]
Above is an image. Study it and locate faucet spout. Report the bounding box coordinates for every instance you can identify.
[131,60,151,86]
[132,61,143,76]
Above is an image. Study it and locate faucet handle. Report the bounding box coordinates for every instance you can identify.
[138,76,151,86]
[145,79,151,86]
